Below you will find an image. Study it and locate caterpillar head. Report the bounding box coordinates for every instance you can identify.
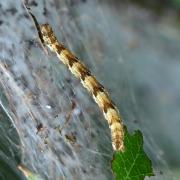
[40,24,53,36]
[40,24,56,45]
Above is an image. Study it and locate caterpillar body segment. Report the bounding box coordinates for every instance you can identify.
[40,24,124,151]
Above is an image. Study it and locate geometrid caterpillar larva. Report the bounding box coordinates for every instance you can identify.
[39,24,124,151]
[23,1,125,150]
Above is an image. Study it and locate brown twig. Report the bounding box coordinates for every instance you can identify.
[22,0,48,54]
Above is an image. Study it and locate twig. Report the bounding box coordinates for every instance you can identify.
[22,0,48,54]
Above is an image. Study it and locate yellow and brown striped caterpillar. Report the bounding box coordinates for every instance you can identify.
[40,24,124,151]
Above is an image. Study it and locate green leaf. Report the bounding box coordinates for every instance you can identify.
[112,126,154,180]
[28,174,39,180]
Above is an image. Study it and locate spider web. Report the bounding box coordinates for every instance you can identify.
[0,0,179,179]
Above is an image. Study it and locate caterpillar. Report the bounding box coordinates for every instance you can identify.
[22,2,124,151]
[39,24,124,151]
